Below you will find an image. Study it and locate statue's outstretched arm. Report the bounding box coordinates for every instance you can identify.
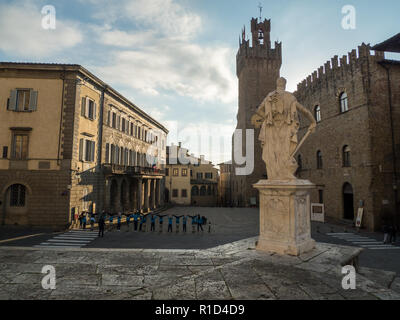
[296,102,317,133]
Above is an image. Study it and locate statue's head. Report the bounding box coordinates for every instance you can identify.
[276,77,287,91]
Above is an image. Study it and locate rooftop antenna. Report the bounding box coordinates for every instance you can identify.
[257,2,264,42]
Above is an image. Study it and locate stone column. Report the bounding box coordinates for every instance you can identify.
[116,178,122,212]
[152,179,157,209]
[144,179,149,213]
[137,178,142,213]
[155,179,160,207]
[253,179,316,256]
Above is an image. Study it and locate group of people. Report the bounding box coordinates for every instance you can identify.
[383,222,397,244]
[80,211,211,237]
[76,212,97,231]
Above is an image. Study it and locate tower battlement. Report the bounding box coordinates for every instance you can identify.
[296,43,385,95]
[237,18,282,77]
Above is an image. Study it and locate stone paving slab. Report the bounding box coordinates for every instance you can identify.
[0,238,399,300]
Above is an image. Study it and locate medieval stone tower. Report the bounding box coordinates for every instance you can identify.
[231,17,282,206]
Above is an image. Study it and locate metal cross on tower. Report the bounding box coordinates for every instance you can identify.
[258,3,263,21]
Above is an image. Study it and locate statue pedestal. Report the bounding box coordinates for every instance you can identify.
[253,179,316,256]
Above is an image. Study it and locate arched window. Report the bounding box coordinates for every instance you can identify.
[297,154,302,171]
[9,184,26,207]
[314,105,321,122]
[317,150,323,169]
[340,92,348,113]
[343,145,351,167]
[191,186,199,196]
[200,186,206,196]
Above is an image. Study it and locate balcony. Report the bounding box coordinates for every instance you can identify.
[103,164,165,176]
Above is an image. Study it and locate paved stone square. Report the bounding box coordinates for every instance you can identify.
[1,237,399,300]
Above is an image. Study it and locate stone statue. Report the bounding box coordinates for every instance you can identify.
[252,77,317,180]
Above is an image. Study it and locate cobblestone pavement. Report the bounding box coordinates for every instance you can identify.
[1,238,400,300]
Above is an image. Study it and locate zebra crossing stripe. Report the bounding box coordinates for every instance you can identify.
[54,236,97,240]
[47,239,91,243]
[39,242,83,246]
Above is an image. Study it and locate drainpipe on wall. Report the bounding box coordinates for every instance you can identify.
[97,86,107,213]
[57,68,66,166]
[381,62,398,227]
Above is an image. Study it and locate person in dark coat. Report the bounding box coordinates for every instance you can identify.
[98,214,105,237]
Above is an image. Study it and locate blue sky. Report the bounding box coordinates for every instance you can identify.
[0,0,399,164]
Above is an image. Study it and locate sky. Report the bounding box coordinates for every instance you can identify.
[0,0,399,165]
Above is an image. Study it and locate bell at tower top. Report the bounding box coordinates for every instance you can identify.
[251,18,271,48]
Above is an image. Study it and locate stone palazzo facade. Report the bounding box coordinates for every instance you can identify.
[0,63,168,228]
[228,16,400,231]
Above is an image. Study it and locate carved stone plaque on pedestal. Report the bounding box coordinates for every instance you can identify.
[253,179,316,256]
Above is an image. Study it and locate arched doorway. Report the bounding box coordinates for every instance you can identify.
[343,183,354,220]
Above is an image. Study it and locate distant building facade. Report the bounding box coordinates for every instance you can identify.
[165,143,218,207]
[295,37,400,231]
[0,63,168,228]
[218,161,233,206]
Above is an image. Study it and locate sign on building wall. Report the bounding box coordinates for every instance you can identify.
[311,203,325,223]
[355,208,364,228]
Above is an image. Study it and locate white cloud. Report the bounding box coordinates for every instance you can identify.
[93,39,237,103]
[86,0,237,103]
[87,0,202,40]
[0,1,82,57]
[166,120,235,164]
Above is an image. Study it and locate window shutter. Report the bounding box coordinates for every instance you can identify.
[79,139,83,161]
[91,141,95,162]
[85,98,89,118]
[29,90,38,111]
[105,144,109,163]
[94,102,97,120]
[81,97,86,116]
[8,90,17,111]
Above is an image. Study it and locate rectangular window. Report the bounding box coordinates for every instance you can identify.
[87,100,95,120]
[165,168,169,176]
[172,189,178,198]
[196,172,203,180]
[182,168,188,176]
[122,118,126,132]
[117,115,120,130]
[82,140,95,162]
[107,111,111,126]
[205,172,213,179]
[17,89,30,111]
[173,168,179,176]
[181,189,187,198]
[10,184,26,207]
[8,89,37,112]
[112,113,116,128]
[2,146,8,158]
[12,134,28,160]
